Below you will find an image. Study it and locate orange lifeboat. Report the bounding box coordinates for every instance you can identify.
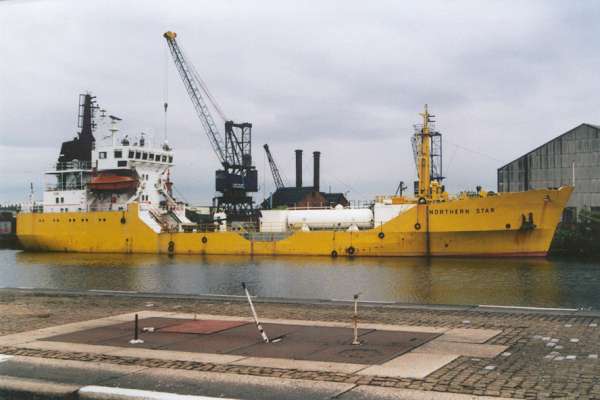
[88,174,138,191]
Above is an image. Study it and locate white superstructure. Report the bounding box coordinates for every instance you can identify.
[41,96,191,230]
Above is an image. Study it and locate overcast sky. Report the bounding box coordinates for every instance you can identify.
[1,0,598,205]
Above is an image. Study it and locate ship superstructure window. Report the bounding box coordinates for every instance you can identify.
[128,151,134,158]
[142,152,148,160]
[162,155,167,162]
[135,151,141,159]
[114,150,122,158]
[99,152,107,159]
[117,161,127,167]
[168,156,173,163]
[149,153,154,161]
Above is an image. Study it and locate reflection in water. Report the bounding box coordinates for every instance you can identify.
[2,250,599,309]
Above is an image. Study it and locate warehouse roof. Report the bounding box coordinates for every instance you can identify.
[497,123,600,170]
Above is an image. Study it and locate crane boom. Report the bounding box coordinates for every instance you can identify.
[163,31,226,164]
[163,31,258,217]
[263,144,286,189]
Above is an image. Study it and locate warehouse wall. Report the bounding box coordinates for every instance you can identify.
[497,124,600,220]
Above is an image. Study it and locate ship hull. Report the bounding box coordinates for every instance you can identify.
[17,187,572,257]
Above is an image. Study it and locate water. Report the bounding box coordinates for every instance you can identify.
[1,249,599,309]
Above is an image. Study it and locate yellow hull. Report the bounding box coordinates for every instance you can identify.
[17,187,572,257]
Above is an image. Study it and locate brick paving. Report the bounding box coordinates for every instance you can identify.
[1,290,600,399]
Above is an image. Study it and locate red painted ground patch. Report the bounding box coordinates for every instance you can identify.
[160,320,249,334]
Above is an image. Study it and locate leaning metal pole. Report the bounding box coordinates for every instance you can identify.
[242,282,269,343]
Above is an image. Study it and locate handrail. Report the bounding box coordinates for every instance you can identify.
[52,161,92,171]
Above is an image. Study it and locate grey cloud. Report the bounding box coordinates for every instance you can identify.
[1,0,599,203]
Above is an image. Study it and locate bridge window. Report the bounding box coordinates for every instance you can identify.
[162,155,167,162]
[114,150,122,158]
[168,156,173,163]
[135,151,141,159]
[128,151,134,158]
[149,153,154,161]
[142,152,148,160]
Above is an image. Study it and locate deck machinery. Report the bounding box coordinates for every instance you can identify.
[163,31,258,219]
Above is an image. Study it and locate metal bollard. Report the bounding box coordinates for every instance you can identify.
[352,293,361,345]
[129,313,144,344]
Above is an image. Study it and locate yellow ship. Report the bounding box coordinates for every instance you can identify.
[17,97,572,257]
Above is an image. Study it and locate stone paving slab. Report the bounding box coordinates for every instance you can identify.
[442,328,502,343]
[414,339,508,358]
[358,352,460,379]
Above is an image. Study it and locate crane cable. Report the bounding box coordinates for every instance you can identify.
[163,43,169,141]
[179,44,228,122]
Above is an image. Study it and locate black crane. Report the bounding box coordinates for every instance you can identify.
[163,31,257,218]
[263,144,286,190]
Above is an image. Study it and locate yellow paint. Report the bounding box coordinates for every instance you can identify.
[17,186,573,257]
[417,104,432,199]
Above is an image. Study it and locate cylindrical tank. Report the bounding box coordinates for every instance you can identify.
[287,208,373,230]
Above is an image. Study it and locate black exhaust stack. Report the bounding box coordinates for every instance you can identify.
[313,151,320,193]
[295,149,303,188]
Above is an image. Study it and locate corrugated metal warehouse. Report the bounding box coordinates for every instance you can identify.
[497,123,600,221]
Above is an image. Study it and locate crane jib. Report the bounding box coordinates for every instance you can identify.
[163,31,258,217]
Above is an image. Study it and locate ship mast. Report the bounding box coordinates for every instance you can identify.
[417,104,433,199]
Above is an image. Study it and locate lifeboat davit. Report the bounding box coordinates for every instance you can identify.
[88,174,138,191]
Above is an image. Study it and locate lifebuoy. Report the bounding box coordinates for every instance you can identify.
[414,223,421,230]
[201,236,208,244]
[347,246,355,255]
[378,232,385,239]
[418,197,427,204]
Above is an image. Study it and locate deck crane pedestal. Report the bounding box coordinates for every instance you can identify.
[163,31,258,219]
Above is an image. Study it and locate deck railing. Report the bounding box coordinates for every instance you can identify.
[53,161,92,171]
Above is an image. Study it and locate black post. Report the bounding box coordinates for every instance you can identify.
[134,314,139,341]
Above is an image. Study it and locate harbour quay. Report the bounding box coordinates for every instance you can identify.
[1,288,599,400]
